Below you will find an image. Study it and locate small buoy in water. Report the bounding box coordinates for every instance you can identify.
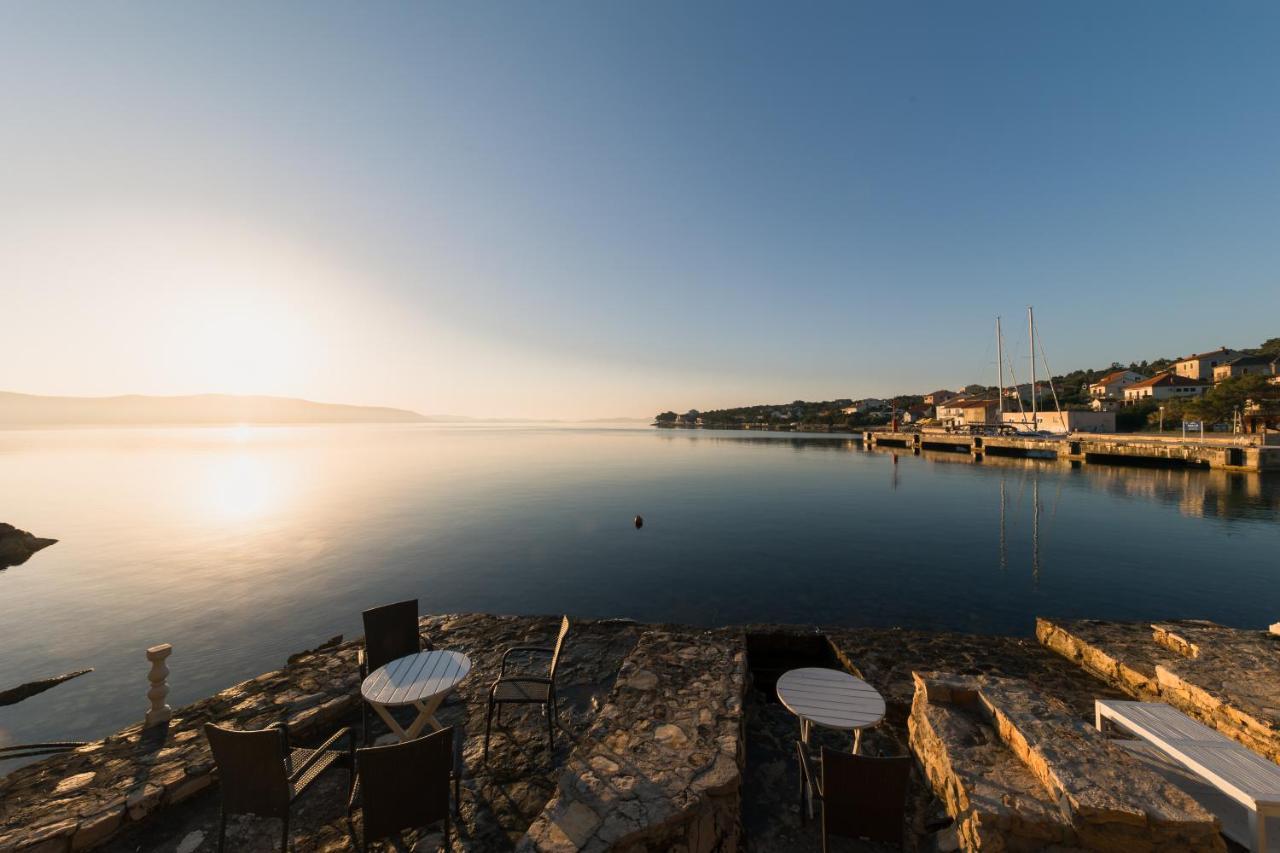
[634,515,644,529]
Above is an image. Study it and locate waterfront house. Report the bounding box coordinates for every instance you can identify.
[1088,369,1146,399]
[900,404,933,424]
[1173,347,1243,382]
[934,396,969,424]
[958,399,1001,425]
[1212,354,1280,383]
[923,389,956,406]
[1002,410,1116,433]
[841,398,886,416]
[937,396,1001,427]
[1123,371,1209,402]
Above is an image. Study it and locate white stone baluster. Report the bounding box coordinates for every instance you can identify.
[144,644,173,727]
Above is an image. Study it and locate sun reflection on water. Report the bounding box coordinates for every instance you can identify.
[201,453,283,523]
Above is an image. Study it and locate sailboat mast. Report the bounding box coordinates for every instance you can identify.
[1028,305,1038,430]
[996,316,1005,419]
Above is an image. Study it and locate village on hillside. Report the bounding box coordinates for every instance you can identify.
[656,339,1280,435]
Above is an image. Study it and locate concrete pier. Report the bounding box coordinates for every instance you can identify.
[863,428,1280,471]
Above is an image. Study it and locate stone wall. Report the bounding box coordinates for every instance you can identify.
[518,628,747,853]
[908,672,1224,852]
[1038,617,1280,763]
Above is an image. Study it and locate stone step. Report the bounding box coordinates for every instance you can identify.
[910,672,1225,852]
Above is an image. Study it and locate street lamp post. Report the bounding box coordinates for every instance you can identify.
[1158,405,1165,434]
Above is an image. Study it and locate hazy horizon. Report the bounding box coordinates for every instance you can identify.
[5,3,1280,419]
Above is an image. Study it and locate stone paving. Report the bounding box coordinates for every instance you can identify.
[1038,618,1280,763]
[1,615,642,852]
[519,628,747,853]
[739,626,1135,853]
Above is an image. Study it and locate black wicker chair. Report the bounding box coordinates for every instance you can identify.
[348,727,455,852]
[358,599,433,744]
[204,721,353,853]
[484,615,570,759]
[795,741,912,851]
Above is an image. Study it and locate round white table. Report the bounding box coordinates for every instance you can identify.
[361,650,471,742]
[776,667,886,753]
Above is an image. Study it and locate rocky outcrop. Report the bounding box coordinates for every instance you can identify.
[519,628,748,853]
[908,672,1224,852]
[0,523,56,568]
[0,669,92,708]
[1038,617,1280,763]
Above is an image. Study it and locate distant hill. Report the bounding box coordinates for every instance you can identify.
[0,392,430,426]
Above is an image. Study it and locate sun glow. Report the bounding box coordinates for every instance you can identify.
[200,453,284,523]
[3,207,334,398]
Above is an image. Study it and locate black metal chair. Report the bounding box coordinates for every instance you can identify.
[358,599,433,744]
[484,615,570,759]
[348,727,455,852]
[204,721,353,853]
[795,741,912,851]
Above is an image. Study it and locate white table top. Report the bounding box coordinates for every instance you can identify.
[361,650,471,707]
[776,667,885,731]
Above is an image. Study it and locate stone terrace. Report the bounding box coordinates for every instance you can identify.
[739,627,1136,852]
[4,616,1259,852]
[1038,618,1280,763]
[909,672,1223,852]
[0,615,656,852]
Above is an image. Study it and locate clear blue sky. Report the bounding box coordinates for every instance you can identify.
[3,2,1278,417]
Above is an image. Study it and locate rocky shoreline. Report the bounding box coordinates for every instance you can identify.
[1,614,1270,852]
[0,523,56,569]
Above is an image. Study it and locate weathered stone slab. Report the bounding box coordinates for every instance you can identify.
[909,675,1077,852]
[909,672,1224,852]
[518,628,747,853]
[1038,617,1280,763]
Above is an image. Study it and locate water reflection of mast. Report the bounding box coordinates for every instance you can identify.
[891,453,899,490]
[999,477,1007,571]
[1032,477,1041,583]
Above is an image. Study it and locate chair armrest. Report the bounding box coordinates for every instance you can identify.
[500,646,554,677]
[357,648,367,679]
[289,726,353,783]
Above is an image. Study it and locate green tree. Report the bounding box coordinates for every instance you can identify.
[1184,375,1272,425]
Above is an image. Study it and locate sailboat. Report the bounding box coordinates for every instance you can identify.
[997,307,1068,437]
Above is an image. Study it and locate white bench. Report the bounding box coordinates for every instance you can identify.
[1096,699,1280,852]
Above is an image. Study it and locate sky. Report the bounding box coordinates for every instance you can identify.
[2,2,1279,419]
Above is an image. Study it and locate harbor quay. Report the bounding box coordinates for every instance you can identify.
[863,428,1280,472]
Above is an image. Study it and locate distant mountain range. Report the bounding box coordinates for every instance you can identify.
[0,392,652,426]
[0,392,431,426]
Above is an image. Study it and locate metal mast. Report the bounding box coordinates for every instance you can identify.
[996,316,1005,419]
[1028,306,1038,431]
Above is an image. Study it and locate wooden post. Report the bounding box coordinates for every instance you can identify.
[144,644,172,727]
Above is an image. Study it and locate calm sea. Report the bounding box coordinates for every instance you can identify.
[2,424,1278,767]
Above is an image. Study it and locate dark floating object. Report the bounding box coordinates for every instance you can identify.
[634,515,644,529]
[0,668,93,707]
[0,523,57,569]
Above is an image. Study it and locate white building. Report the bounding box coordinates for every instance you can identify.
[1123,372,1209,402]
[1089,369,1146,399]
[1173,347,1242,382]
